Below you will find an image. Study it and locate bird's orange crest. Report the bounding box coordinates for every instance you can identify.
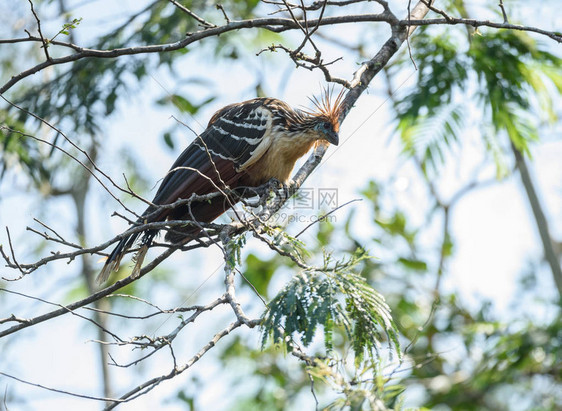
[304,87,346,131]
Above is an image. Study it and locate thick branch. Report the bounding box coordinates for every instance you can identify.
[0,245,179,338]
[3,7,560,95]
[0,13,391,94]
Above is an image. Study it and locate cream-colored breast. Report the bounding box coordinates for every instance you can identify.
[244,130,318,185]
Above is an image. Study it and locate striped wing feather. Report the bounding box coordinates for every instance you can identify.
[98,97,316,282]
[145,99,274,240]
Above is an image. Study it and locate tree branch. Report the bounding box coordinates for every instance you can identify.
[511,143,562,298]
[402,17,562,43]
[3,7,559,95]
[26,0,50,61]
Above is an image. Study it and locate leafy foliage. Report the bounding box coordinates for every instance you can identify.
[392,30,468,172]
[2,0,264,187]
[223,170,562,409]
[470,30,562,155]
[261,251,400,362]
[0,114,48,184]
[53,18,83,40]
[393,26,562,174]
[406,295,562,410]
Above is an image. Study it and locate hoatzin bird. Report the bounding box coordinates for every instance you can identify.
[98,92,344,284]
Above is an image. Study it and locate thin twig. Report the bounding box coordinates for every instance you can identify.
[406,0,418,70]
[27,0,50,60]
[33,218,66,242]
[403,17,561,43]
[103,320,246,409]
[498,0,509,24]
[4,228,24,275]
[169,0,215,28]
[0,35,80,50]
[419,0,451,22]
[295,198,362,238]
[0,371,124,403]
[216,4,230,23]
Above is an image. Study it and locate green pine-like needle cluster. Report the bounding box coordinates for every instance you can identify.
[260,251,401,363]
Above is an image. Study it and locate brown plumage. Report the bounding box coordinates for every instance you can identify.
[98,91,344,284]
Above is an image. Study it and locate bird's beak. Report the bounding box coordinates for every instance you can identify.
[325,130,339,146]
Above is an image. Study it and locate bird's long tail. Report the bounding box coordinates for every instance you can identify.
[97,231,148,285]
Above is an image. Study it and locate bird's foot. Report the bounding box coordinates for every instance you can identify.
[267,178,292,201]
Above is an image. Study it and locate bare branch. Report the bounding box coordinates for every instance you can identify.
[1,6,558,96]
[168,0,215,28]
[32,218,66,242]
[104,320,245,409]
[0,314,31,325]
[98,295,230,369]
[222,235,261,327]
[0,371,123,403]
[1,218,221,278]
[0,36,79,51]
[216,4,231,24]
[0,288,124,341]
[0,244,178,338]
[26,0,50,61]
[294,198,362,238]
[3,228,25,276]
[402,17,562,43]
[498,0,509,24]
[0,13,396,94]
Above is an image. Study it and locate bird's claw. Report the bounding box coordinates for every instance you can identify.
[266,178,292,200]
[266,177,282,190]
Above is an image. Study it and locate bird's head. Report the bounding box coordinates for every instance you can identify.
[303,88,345,146]
[311,117,339,146]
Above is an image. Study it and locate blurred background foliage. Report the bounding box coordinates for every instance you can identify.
[225,178,562,409]
[1,0,561,409]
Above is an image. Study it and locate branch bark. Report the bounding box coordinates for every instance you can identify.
[511,143,562,298]
[1,4,560,95]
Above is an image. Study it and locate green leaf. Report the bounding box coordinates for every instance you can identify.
[163,132,175,149]
[156,94,216,115]
[398,257,428,271]
[260,254,400,361]
[242,253,279,297]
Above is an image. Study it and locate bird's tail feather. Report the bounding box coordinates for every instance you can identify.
[131,244,149,280]
[97,232,141,285]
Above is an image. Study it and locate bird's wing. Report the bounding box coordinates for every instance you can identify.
[99,99,291,282]
[148,99,277,219]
